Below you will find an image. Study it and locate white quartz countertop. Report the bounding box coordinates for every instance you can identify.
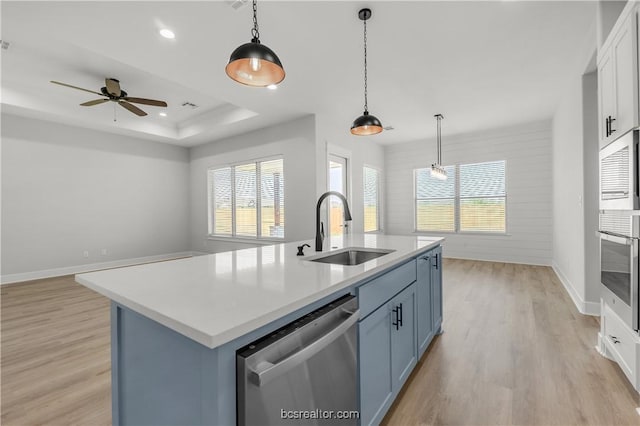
[76,234,443,348]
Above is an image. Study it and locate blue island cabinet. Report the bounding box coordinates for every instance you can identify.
[431,246,443,335]
[358,248,443,426]
[107,243,443,426]
[416,245,443,358]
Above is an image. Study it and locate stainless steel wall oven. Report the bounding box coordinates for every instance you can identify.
[599,212,640,331]
[599,130,640,331]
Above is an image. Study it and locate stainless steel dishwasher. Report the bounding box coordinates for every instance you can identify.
[237,294,359,426]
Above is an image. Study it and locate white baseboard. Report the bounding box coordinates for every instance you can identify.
[1,251,202,285]
[552,262,600,316]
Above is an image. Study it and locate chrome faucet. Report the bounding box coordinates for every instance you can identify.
[315,191,352,251]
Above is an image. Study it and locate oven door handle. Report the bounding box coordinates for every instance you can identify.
[598,231,637,245]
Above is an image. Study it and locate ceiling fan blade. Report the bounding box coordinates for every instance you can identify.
[50,80,104,96]
[118,101,147,116]
[122,97,168,107]
[106,78,121,97]
[80,99,110,107]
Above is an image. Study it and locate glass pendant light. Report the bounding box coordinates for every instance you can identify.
[351,8,383,136]
[431,114,447,180]
[225,0,285,87]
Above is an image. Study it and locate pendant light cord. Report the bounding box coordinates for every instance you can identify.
[363,17,368,113]
[251,0,260,42]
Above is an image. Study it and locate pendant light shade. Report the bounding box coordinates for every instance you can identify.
[226,0,285,87]
[431,114,447,180]
[351,111,383,136]
[350,8,383,136]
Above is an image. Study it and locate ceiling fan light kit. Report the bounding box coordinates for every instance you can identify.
[225,0,285,87]
[431,114,447,181]
[50,78,168,118]
[351,8,383,136]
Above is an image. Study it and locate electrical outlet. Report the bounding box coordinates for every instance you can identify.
[83,250,89,258]
[101,248,108,256]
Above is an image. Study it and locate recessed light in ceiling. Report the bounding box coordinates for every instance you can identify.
[267,84,277,90]
[159,112,167,117]
[159,29,175,39]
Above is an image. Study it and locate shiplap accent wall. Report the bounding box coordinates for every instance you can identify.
[385,120,552,265]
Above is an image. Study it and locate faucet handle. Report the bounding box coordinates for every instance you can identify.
[297,244,311,256]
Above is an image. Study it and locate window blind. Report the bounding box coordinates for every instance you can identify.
[260,159,285,238]
[415,166,456,232]
[415,160,506,233]
[208,158,284,239]
[459,161,505,232]
[363,167,380,232]
[234,163,257,236]
[211,167,232,235]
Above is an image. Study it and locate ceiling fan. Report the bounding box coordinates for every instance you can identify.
[50,78,168,117]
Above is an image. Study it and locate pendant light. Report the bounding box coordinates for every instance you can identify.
[431,114,447,180]
[350,8,383,136]
[225,0,285,87]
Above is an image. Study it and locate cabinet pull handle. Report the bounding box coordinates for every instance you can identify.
[610,334,621,344]
[433,254,439,270]
[398,303,403,327]
[606,116,610,137]
[610,116,616,135]
[392,306,399,330]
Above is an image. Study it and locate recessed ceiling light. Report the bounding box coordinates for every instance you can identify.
[159,29,175,39]
[159,112,167,117]
[267,84,278,90]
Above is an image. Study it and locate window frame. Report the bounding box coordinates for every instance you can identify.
[413,160,507,235]
[207,155,285,242]
[363,165,382,233]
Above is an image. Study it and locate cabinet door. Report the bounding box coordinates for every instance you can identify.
[359,304,393,426]
[390,283,417,392]
[416,253,433,359]
[613,12,639,138]
[599,48,616,147]
[431,247,443,333]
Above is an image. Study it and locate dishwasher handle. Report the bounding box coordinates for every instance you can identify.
[250,308,360,387]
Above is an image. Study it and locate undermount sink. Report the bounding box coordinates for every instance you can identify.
[306,247,395,266]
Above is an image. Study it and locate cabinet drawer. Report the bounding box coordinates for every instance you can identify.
[603,303,638,382]
[358,260,416,319]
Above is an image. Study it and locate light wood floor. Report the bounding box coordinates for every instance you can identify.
[384,259,640,425]
[1,276,111,425]
[2,260,639,425]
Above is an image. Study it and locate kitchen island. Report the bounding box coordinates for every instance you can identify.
[76,234,444,425]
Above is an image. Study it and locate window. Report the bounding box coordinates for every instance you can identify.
[363,166,381,232]
[415,160,505,233]
[208,158,284,239]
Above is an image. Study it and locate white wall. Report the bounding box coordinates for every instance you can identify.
[551,63,600,315]
[189,115,318,253]
[550,11,599,315]
[582,71,600,307]
[1,114,191,280]
[552,74,587,309]
[596,0,628,48]
[385,120,553,265]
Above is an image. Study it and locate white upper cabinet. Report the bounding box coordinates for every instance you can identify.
[598,8,639,148]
